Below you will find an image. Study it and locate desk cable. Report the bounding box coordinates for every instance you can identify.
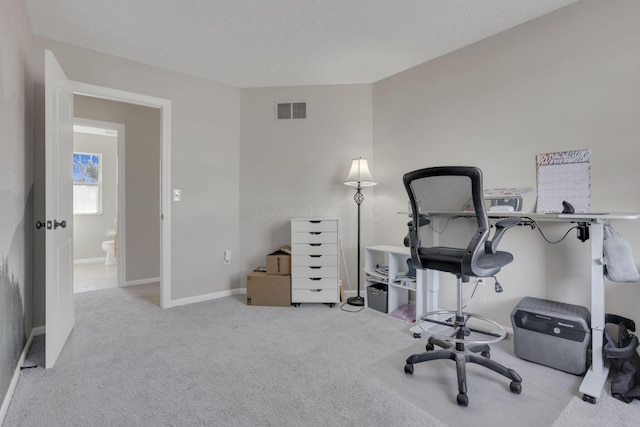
[519,217,579,244]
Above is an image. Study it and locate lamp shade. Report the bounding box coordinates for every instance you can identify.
[344,157,377,187]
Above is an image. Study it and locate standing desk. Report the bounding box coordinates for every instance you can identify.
[408,211,640,404]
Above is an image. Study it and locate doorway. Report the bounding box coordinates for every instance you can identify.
[71,93,165,302]
[43,50,173,369]
[72,120,124,293]
[72,82,172,308]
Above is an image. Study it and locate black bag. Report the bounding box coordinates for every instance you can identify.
[604,314,640,403]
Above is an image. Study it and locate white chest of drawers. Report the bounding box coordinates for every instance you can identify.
[290,218,339,306]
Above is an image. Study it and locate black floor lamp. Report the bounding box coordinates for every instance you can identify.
[344,157,377,306]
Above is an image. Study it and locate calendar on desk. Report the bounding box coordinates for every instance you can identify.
[536,149,591,213]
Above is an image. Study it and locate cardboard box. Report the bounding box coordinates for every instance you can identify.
[266,246,291,275]
[246,271,291,307]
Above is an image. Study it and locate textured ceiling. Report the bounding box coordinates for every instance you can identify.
[25,0,578,88]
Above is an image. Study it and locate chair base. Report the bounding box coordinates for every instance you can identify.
[417,309,508,346]
[405,320,522,406]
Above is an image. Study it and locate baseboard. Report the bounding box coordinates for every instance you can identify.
[0,326,41,424]
[123,277,160,287]
[74,257,105,265]
[167,288,245,308]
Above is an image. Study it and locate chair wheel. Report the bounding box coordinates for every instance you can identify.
[426,342,435,351]
[404,364,414,375]
[582,394,596,404]
[481,351,490,358]
[510,381,522,394]
[413,332,421,339]
[457,393,469,406]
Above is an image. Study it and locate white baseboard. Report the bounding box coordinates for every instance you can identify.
[123,277,160,287]
[167,288,245,308]
[0,326,42,424]
[32,326,45,336]
[74,257,105,265]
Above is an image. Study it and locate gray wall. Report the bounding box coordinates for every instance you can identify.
[372,0,640,326]
[74,96,161,283]
[33,0,640,325]
[73,131,118,260]
[3,1,640,411]
[239,85,373,290]
[30,38,242,304]
[0,0,36,410]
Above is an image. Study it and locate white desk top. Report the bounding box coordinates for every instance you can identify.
[400,211,640,221]
[489,211,640,221]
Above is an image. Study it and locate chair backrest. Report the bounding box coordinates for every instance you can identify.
[403,166,490,277]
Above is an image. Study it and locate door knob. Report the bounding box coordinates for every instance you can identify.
[54,220,67,229]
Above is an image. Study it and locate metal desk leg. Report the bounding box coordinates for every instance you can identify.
[410,218,440,338]
[578,221,608,404]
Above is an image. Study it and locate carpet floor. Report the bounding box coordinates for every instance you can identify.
[365,338,580,427]
[3,283,640,426]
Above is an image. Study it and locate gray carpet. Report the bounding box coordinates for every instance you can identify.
[364,338,579,427]
[3,284,442,427]
[3,283,640,426]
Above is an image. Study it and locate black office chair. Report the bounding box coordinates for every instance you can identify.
[402,166,522,406]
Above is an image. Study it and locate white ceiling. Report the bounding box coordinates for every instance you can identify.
[25,0,578,88]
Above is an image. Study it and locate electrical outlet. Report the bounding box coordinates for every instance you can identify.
[172,189,182,202]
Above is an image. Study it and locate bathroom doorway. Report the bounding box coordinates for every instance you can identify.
[72,120,124,293]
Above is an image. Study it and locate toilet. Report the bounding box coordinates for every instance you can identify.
[102,228,117,265]
[102,240,117,265]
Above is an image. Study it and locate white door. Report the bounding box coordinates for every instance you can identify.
[44,50,75,369]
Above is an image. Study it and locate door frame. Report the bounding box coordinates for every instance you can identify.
[72,82,173,308]
[73,118,126,288]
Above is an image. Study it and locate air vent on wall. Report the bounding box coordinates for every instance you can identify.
[276,102,306,120]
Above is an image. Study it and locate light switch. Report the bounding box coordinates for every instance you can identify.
[172,189,182,202]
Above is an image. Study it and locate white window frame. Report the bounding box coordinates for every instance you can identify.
[73,151,103,215]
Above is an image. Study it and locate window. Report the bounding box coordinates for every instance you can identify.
[73,152,102,215]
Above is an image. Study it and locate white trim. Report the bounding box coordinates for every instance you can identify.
[123,277,161,287]
[160,102,172,308]
[166,288,245,308]
[70,81,172,308]
[73,257,106,265]
[73,83,169,109]
[0,327,41,423]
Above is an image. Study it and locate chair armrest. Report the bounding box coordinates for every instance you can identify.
[485,217,521,254]
[404,215,430,247]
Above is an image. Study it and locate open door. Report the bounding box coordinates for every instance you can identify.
[44,50,75,369]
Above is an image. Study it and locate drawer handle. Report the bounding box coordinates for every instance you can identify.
[309,243,321,247]
[309,277,322,281]
[309,220,321,223]
[309,255,321,258]
[310,266,321,269]
[309,232,321,235]
[310,289,322,292]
